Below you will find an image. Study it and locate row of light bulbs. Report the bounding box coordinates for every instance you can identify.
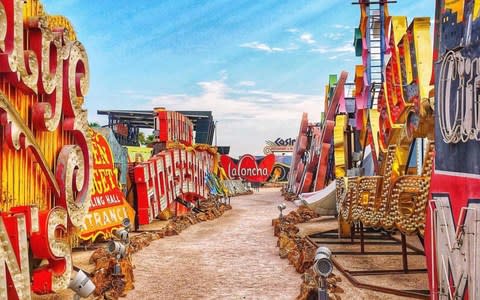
[337,144,434,235]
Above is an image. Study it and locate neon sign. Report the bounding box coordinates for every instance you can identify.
[0,0,92,296]
[220,154,275,183]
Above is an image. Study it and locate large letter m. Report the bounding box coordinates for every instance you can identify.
[430,196,480,299]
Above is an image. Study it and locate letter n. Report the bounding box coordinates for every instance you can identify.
[0,214,31,299]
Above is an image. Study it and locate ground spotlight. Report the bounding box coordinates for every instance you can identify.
[122,217,131,231]
[68,270,95,299]
[313,246,333,277]
[107,240,127,259]
[277,203,287,219]
[113,228,129,243]
[313,246,333,300]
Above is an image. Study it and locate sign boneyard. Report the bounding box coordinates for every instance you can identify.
[0,0,92,297]
[285,1,480,299]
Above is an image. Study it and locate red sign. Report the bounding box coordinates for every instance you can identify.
[220,154,275,183]
[113,123,128,137]
[425,1,480,297]
[0,0,93,297]
[132,147,213,225]
[155,109,194,145]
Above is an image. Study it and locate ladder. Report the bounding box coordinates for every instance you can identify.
[366,2,385,108]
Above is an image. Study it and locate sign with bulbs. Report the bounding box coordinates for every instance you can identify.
[0,0,93,297]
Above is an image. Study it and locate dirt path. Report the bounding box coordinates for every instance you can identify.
[126,188,300,300]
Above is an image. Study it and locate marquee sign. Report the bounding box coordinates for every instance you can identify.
[220,154,275,182]
[269,163,290,182]
[263,138,296,154]
[154,108,194,146]
[80,129,135,241]
[0,0,93,296]
[132,146,216,224]
[426,1,480,298]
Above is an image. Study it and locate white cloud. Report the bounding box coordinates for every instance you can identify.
[145,78,324,156]
[237,81,256,87]
[324,32,344,40]
[333,24,352,29]
[240,41,284,53]
[310,47,328,54]
[286,28,299,33]
[285,43,300,51]
[311,43,354,55]
[300,32,315,44]
[332,43,355,53]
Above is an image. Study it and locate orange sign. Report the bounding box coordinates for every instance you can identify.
[80,129,135,240]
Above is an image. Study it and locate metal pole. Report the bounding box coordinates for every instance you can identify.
[318,276,329,300]
[214,121,218,146]
[401,233,409,273]
[351,223,355,243]
[360,222,365,254]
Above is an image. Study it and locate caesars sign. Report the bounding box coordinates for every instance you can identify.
[263,138,295,154]
[0,0,93,297]
[220,154,275,182]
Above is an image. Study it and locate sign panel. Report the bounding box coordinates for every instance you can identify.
[132,147,216,224]
[0,0,93,296]
[220,154,276,182]
[268,163,290,182]
[263,138,296,154]
[80,129,135,240]
[155,109,194,145]
[426,1,480,298]
[127,146,153,162]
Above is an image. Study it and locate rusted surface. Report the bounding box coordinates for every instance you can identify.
[126,188,299,300]
[300,217,429,299]
[273,205,341,299]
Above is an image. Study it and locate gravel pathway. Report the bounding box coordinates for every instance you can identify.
[126,188,300,300]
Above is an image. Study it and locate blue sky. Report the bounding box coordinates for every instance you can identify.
[43,0,434,157]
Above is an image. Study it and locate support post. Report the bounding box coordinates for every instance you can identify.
[401,233,408,273]
[350,223,355,243]
[360,222,365,254]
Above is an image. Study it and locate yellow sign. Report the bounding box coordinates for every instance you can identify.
[127,146,153,162]
[80,129,135,241]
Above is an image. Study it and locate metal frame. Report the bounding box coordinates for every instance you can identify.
[306,224,429,299]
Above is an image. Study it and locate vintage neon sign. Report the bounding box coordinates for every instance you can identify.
[1,206,74,298]
[426,1,480,298]
[132,147,213,224]
[220,154,275,183]
[80,129,135,241]
[154,108,194,146]
[263,138,296,154]
[0,0,92,296]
